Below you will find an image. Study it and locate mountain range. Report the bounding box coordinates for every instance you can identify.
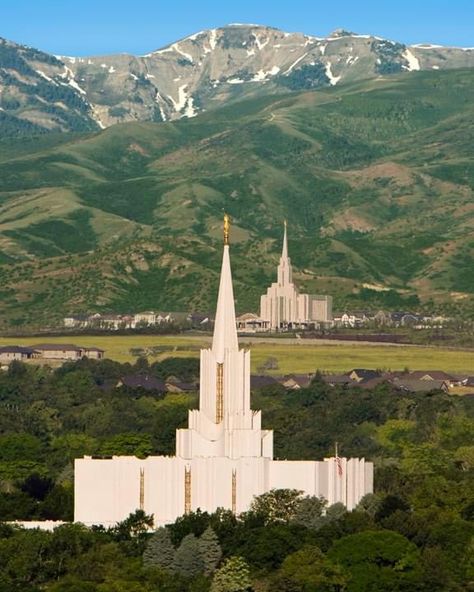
[1,24,474,134]
[0,25,473,328]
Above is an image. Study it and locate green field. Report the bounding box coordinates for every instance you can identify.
[2,335,472,374]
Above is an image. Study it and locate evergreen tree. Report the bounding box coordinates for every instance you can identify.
[199,526,222,576]
[143,527,175,570]
[211,556,252,592]
[172,533,204,578]
[291,495,327,531]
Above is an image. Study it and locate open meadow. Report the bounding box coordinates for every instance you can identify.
[0,334,472,374]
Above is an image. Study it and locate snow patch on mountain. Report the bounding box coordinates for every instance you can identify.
[185,30,204,42]
[90,106,105,129]
[403,49,420,71]
[36,70,55,83]
[325,62,341,85]
[285,53,308,74]
[169,84,192,112]
[184,96,196,118]
[254,35,269,50]
[252,65,280,81]
[60,66,87,95]
[154,91,167,121]
[411,44,444,49]
[171,43,194,63]
[209,29,218,50]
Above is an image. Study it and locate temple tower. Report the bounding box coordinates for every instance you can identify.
[176,215,273,460]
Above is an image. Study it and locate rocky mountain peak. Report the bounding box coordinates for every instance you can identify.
[1,24,473,135]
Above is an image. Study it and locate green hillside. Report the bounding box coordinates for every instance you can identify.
[0,69,473,327]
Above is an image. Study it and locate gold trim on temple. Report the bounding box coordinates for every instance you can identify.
[139,468,145,510]
[216,363,224,423]
[232,469,237,514]
[184,465,192,514]
[224,213,230,246]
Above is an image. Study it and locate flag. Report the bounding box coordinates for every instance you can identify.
[336,455,343,477]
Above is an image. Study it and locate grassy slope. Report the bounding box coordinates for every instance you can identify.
[0,69,473,327]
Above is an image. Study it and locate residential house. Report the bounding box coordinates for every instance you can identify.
[134,311,157,326]
[33,344,105,361]
[392,378,450,393]
[117,375,166,392]
[63,315,91,329]
[322,374,353,387]
[250,375,279,390]
[279,374,314,390]
[0,346,40,362]
[347,369,382,383]
[334,312,371,328]
[165,380,197,393]
[237,313,269,333]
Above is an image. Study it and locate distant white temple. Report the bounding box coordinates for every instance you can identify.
[74,217,371,527]
[260,222,333,330]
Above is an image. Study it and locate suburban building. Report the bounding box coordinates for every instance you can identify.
[33,344,104,360]
[259,222,333,330]
[236,312,269,333]
[0,346,40,362]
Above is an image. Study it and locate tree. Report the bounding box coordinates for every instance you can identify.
[143,527,175,570]
[113,510,154,541]
[277,545,347,592]
[328,530,423,592]
[356,493,382,518]
[249,489,303,524]
[199,526,222,576]
[292,496,327,531]
[326,503,347,523]
[172,533,204,578]
[375,495,410,522]
[211,556,252,592]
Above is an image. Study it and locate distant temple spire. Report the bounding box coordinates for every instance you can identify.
[282,219,288,259]
[278,220,293,287]
[260,220,333,329]
[212,215,238,362]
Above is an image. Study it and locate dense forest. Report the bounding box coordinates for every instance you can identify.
[0,357,473,591]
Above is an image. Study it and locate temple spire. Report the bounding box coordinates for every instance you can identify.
[282,220,288,259]
[278,220,292,286]
[212,215,238,362]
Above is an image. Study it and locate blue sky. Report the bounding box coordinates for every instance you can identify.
[2,0,473,55]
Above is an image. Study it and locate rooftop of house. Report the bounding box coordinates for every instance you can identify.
[32,344,105,353]
[118,375,166,391]
[279,374,314,388]
[392,378,449,392]
[322,374,352,385]
[347,369,382,381]
[33,344,84,351]
[0,345,39,354]
[250,375,279,389]
[408,370,455,381]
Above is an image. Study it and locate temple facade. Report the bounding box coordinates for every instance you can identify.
[74,218,371,527]
[260,222,332,330]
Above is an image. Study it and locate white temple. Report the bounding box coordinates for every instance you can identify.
[260,222,333,330]
[74,217,372,527]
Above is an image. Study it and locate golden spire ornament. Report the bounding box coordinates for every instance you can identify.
[224,213,230,246]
